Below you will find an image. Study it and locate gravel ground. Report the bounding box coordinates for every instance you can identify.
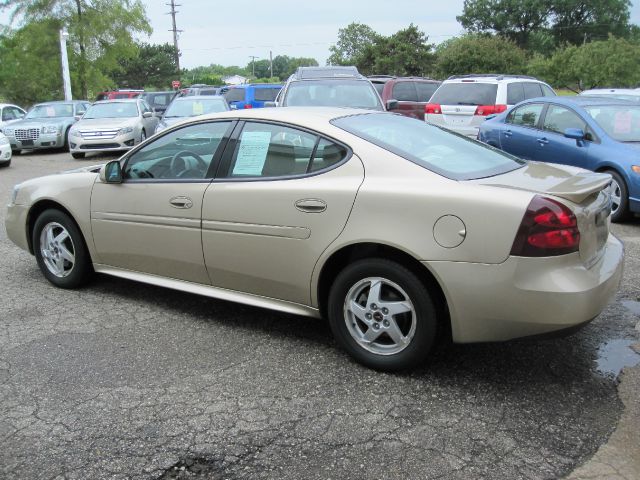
[1,150,639,480]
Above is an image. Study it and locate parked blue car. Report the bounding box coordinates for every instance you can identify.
[221,84,282,110]
[478,96,640,221]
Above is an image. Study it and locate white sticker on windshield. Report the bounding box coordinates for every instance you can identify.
[232,131,271,175]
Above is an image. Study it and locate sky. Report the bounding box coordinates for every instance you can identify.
[2,0,640,69]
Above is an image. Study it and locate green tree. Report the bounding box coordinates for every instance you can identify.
[551,0,631,45]
[358,24,434,76]
[111,42,177,90]
[328,22,379,65]
[1,0,151,99]
[435,34,527,78]
[457,0,552,48]
[0,19,64,105]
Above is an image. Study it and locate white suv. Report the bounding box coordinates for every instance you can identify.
[425,75,556,137]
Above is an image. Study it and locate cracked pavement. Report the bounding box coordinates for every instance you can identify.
[1,151,639,479]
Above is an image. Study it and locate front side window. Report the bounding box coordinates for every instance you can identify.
[541,84,556,97]
[392,82,418,102]
[332,113,525,181]
[543,105,586,134]
[84,102,139,119]
[228,122,320,178]
[506,103,544,128]
[124,121,231,180]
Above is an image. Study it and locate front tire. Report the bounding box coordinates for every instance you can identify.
[328,258,438,371]
[71,152,85,159]
[33,209,92,289]
[608,170,629,222]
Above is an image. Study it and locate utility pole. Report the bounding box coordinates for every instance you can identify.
[59,29,72,100]
[269,50,273,79]
[249,55,257,78]
[167,0,183,74]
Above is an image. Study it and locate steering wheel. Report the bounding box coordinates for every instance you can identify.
[169,150,207,178]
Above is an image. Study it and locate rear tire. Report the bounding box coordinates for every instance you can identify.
[71,152,85,159]
[328,258,438,371]
[608,170,629,222]
[33,209,92,289]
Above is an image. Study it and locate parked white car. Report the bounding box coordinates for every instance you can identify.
[68,99,159,159]
[579,88,640,103]
[425,74,556,137]
[0,103,26,131]
[0,132,12,167]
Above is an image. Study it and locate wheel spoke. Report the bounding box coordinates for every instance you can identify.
[348,300,368,323]
[55,256,65,274]
[386,319,406,345]
[54,230,69,244]
[383,300,412,316]
[362,327,382,343]
[59,245,75,264]
[366,279,382,306]
[46,227,55,246]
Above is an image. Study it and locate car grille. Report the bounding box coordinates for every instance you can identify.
[80,129,119,140]
[15,128,40,141]
[80,143,121,150]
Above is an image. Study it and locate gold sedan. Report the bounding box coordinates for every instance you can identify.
[5,107,624,371]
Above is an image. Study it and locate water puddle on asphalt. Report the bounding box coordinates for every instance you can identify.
[596,339,640,377]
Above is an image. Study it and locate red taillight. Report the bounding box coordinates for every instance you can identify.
[425,103,441,114]
[475,104,507,116]
[510,196,580,257]
[243,104,253,109]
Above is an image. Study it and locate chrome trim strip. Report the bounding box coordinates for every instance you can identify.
[92,211,200,229]
[201,220,311,239]
[93,264,320,318]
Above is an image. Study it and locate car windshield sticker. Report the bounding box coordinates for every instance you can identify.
[232,131,271,175]
[614,111,632,134]
[46,107,56,117]
[192,102,204,115]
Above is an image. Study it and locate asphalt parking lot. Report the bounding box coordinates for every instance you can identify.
[1,151,640,480]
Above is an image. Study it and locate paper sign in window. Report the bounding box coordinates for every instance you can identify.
[232,131,271,175]
[192,102,204,115]
[46,107,56,117]
[614,111,632,134]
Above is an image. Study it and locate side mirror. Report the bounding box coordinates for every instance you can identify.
[74,114,83,121]
[263,101,277,108]
[99,160,123,183]
[385,99,399,111]
[564,128,585,140]
[142,111,153,118]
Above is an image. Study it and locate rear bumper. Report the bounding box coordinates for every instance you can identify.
[427,235,624,343]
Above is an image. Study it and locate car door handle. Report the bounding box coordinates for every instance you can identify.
[295,199,327,213]
[537,137,549,145]
[169,196,193,209]
[503,130,512,138]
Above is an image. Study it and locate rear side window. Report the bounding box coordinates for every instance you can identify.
[542,84,556,97]
[507,103,544,128]
[254,88,280,102]
[392,82,418,102]
[332,113,525,181]
[309,139,347,172]
[199,89,219,96]
[430,83,498,106]
[507,83,525,105]
[543,105,586,134]
[523,83,543,99]
[372,82,385,96]
[415,82,439,102]
[224,88,245,102]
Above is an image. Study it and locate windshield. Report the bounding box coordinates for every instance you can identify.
[586,105,640,142]
[84,102,139,119]
[26,103,74,119]
[332,113,525,180]
[430,83,498,105]
[164,98,228,117]
[284,79,383,110]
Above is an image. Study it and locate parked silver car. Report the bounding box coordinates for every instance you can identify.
[3,101,90,154]
[69,99,159,159]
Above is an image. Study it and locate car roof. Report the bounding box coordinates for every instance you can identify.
[173,95,225,101]
[34,100,87,106]
[293,66,362,80]
[368,76,439,83]
[524,95,637,107]
[580,88,640,96]
[93,99,140,104]
[444,74,543,84]
[196,106,383,124]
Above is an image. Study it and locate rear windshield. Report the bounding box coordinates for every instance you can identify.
[164,98,228,117]
[224,88,245,103]
[332,113,525,180]
[284,79,383,110]
[430,83,498,106]
[254,87,280,101]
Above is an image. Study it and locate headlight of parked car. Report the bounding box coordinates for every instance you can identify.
[42,125,59,134]
[117,126,134,136]
[0,136,9,146]
[3,127,14,136]
[69,129,80,138]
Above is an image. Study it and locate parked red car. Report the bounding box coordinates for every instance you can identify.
[369,76,441,120]
[95,90,144,101]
